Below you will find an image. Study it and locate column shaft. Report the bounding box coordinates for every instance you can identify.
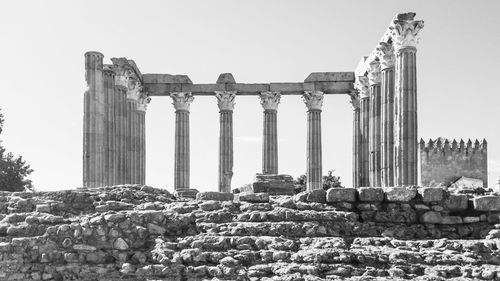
[83,52,104,188]
[307,110,322,190]
[359,97,370,187]
[139,111,146,184]
[369,84,382,186]
[395,48,418,186]
[381,67,395,186]
[262,109,278,174]
[218,111,233,192]
[352,106,361,188]
[103,70,116,186]
[174,110,190,189]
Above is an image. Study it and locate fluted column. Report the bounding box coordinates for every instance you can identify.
[259,91,281,174]
[377,42,396,187]
[114,76,127,185]
[302,91,324,191]
[83,51,104,188]
[368,59,382,187]
[350,92,361,188]
[391,16,424,186]
[137,94,150,185]
[171,92,194,190]
[355,76,370,187]
[103,68,116,186]
[126,83,141,184]
[215,91,236,192]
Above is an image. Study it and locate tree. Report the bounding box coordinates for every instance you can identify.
[0,109,33,191]
[322,169,342,190]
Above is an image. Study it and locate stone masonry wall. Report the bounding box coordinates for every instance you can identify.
[420,138,488,187]
[0,185,500,280]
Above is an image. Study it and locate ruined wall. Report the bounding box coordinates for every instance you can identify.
[0,185,500,280]
[420,138,488,187]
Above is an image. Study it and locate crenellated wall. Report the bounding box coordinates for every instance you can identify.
[419,138,488,187]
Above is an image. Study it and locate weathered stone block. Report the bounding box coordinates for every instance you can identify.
[358,187,384,202]
[441,216,463,224]
[35,204,50,213]
[463,216,480,223]
[326,188,356,203]
[420,211,442,224]
[196,192,234,201]
[236,192,270,203]
[176,188,199,199]
[419,187,444,202]
[113,238,129,250]
[473,196,500,211]
[199,200,221,211]
[444,194,468,211]
[306,189,327,203]
[384,187,417,202]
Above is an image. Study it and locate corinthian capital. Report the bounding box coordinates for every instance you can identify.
[171,92,194,111]
[127,81,142,101]
[215,91,236,111]
[349,90,360,110]
[354,76,369,99]
[137,93,151,112]
[390,17,424,53]
[375,42,395,70]
[367,59,381,86]
[302,91,324,111]
[259,91,281,111]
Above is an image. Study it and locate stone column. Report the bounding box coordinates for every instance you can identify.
[259,91,281,174]
[376,42,396,187]
[391,15,424,186]
[350,91,361,188]
[114,74,127,185]
[302,91,324,191]
[171,92,194,191]
[83,51,104,188]
[368,59,382,187]
[126,83,140,184]
[137,94,150,185]
[355,76,370,187]
[103,68,115,186]
[215,91,236,192]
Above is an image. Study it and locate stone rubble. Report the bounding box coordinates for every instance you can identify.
[0,185,499,280]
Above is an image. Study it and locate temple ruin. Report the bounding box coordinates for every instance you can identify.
[83,12,428,192]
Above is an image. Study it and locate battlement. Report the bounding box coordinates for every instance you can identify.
[420,137,488,187]
[419,138,487,154]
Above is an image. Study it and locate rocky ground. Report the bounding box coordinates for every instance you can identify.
[0,185,500,280]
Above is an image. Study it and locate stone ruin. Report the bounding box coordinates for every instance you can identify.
[2,11,499,281]
[1,185,500,280]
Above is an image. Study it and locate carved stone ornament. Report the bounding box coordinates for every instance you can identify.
[126,80,142,101]
[349,90,360,110]
[259,91,281,111]
[215,91,236,111]
[367,59,381,85]
[171,92,194,111]
[390,19,424,53]
[302,91,324,111]
[137,93,151,112]
[375,42,395,70]
[354,76,369,99]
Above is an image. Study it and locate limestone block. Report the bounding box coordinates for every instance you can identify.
[113,238,129,250]
[463,217,480,223]
[176,188,199,199]
[199,200,222,211]
[358,187,384,202]
[419,187,444,202]
[473,196,500,211]
[444,194,469,211]
[236,192,270,203]
[306,189,327,203]
[420,211,443,224]
[147,223,166,235]
[35,204,50,213]
[384,187,417,202]
[326,188,357,203]
[441,216,463,224]
[196,192,234,201]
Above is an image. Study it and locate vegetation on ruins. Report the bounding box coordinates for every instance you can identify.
[295,169,343,191]
[0,109,33,191]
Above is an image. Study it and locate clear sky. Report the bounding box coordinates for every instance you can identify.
[1,0,499,192]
